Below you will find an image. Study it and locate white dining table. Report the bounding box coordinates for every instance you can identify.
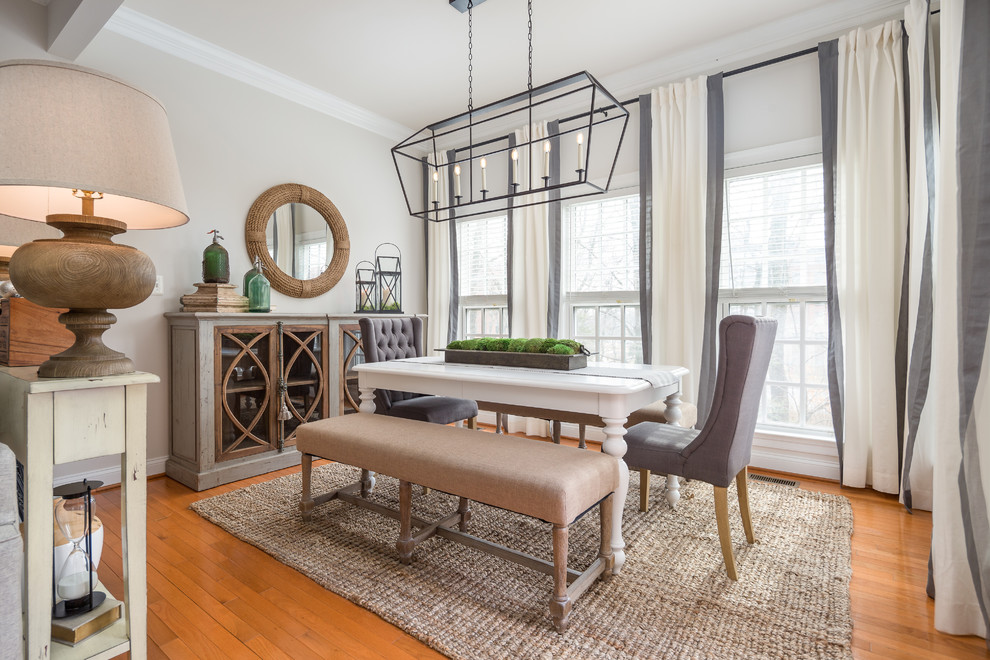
[354,356,689,574]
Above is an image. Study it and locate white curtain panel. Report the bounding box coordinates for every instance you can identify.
[650,77,708,402]
[901,0,939,509]
[509,122,550,437]
[834,21,909,492]
[426,152,451,357]
[931,0,988,640]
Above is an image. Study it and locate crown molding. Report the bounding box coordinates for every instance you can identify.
[601,0,908,97]
[104,7,413,142]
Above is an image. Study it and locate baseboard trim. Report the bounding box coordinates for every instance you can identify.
[54,455,169,488]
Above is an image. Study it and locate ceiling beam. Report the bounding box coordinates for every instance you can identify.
[46,0,124,60]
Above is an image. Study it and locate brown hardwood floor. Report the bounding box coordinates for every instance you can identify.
[90,431,988,659]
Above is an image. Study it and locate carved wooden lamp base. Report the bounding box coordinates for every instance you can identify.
[9,214,156,379]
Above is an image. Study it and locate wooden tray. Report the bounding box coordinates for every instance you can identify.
[442,349,587,371]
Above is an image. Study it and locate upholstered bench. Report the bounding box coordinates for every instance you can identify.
[296,414,619,633]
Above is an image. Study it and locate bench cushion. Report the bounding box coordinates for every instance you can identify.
[297,415,619,526]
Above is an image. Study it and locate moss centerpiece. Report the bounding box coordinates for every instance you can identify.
[442,337,588,370]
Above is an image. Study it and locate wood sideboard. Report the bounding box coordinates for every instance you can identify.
[164,312,424,490]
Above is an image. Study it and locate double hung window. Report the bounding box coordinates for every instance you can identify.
[457,214,508,338]
[563,194,642,363]
[720,162,832,435]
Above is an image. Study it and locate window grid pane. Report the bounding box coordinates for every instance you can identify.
[719,164,832,437]
[458,215,507,297]
[566,196,640,294]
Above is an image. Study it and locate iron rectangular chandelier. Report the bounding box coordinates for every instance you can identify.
[391,2,629,222]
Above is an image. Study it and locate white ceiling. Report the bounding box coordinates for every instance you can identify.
[108,0,904,135]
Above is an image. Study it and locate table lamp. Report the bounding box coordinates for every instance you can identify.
[0,59,188,378]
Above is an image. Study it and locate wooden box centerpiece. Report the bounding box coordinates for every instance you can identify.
[442,338,588,371]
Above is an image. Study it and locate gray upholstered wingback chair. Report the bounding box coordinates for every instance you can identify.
[624,315,777,580]
[359,317,478,426]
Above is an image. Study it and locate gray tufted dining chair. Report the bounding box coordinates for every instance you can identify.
[624,315,777,580]
[358,317,479,427]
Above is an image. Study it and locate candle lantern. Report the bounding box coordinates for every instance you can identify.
[374,243,402,313]
[354,260,377,313]
[52,479,105,618]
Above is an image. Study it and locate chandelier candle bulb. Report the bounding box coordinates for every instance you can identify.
[454,164,461,197]
[511,149,519,184]
[543,140,551,178]
[577,132,584,170]
[480,157,488,190]
[432,170,439,203]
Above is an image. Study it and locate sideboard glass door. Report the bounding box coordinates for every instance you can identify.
[216,328,273,461]
[279,326,327,448]
[339,324,365,415]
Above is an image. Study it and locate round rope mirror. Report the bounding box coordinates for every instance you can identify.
[245,183,350,298]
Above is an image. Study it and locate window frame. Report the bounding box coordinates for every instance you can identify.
[719,140,832,440]
[455,213,509,339]
[561,188,642,363]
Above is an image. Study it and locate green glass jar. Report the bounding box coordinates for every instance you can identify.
[202,230,229,283]
[245,256,270,313]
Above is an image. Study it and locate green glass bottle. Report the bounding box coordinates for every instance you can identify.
[202,230,230,283]
[245,256,270,313]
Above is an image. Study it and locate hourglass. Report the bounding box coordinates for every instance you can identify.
[53,480,106,618]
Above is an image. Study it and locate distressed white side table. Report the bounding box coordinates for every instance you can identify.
[0,366,157,660]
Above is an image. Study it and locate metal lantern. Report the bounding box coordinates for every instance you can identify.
[354,260,377,313]
[52,479,105,619]
[374,243,402,313]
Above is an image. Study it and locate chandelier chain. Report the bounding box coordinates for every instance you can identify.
[527,0,533,91]
[467,0,473,111]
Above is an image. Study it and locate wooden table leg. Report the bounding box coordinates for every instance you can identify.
[600,415,629,574]
[122,383,148,660]
[358,386,377,494]
[663,391,683,508]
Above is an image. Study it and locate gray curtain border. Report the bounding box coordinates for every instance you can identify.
[638,94,653,364]
[506,134,516,334]
[818,39,847,480]
[547,120,562,337]
[894,21,911,484]
[446,149,459,344]
[696,73,725,429]
[902,1,937,512]
[955,0,990,643]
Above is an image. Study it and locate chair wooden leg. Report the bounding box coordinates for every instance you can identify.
[714,486,738,580]
[552,420,562,444]
[467,416,478,430]
[578,424,587,450]
[736,467,756,544]
[639,469,651,512]
[549,524,572,633]
[495,412,504,434]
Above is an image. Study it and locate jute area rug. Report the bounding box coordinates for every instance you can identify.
[191,464,854,659]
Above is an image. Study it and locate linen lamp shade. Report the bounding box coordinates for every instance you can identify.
[0,59,188,228]
[0,59,189,378]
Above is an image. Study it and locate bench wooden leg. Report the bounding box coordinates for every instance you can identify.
[495,412,504,434]
[467,416,478,430]
[599,493,615,576]
[549,524,572,633]
[397,480,415,564]
[552,420,562,444]
[578,424,587,450]
[639,469,651,512]
[457,497,472,532]
[300,453,314,521]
